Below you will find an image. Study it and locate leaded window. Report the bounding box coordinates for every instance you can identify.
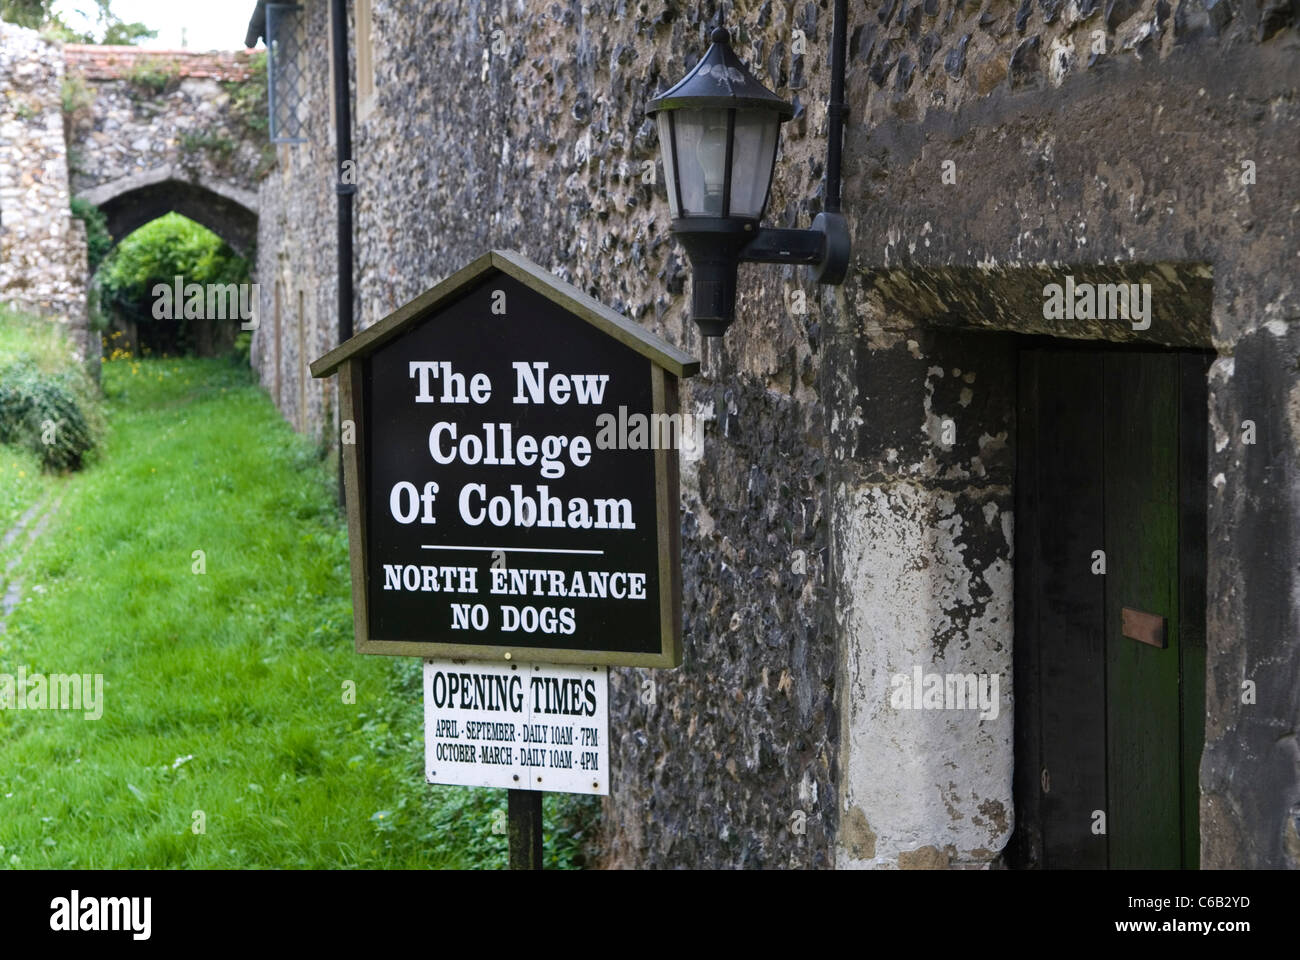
[266,3,307,144]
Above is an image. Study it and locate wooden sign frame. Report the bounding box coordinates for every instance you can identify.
[311,250,698,668]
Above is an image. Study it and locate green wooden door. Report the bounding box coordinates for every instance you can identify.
[1012,346,1208,869]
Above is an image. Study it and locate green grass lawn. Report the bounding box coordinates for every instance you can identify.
[0,357,597,869]
[0,446,56,563]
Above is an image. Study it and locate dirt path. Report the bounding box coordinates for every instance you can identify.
[0,492,62,635]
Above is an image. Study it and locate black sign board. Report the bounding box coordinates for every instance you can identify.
[311,251,698,667]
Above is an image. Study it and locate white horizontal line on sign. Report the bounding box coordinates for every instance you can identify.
[419,545,605,556]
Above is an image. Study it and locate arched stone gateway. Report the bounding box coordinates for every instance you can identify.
[63,43,267,250]
[0,24,267,358]
[78,168,258,257]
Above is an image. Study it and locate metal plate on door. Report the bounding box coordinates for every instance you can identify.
[1122,607,1167,648]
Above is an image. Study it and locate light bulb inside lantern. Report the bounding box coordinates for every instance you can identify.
[696,118,730,210]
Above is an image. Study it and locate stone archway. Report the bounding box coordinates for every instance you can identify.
[63,43,267,260]
[60,44,267,360]
[0,29,267,362]
[78,167,259,257]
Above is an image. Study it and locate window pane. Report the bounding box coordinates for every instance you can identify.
[267,3,308,144]
[657,113,680,219]
[672,108,729,217]
[728,112,779,219]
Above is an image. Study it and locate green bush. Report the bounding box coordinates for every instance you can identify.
[544,792,603,869]
[96,212,250,356]
[232,330,252,366]
[226,53,277,178]
[125,57,179,96]
[0,364,95,470]
[226,52,269,137]
[0,310,103,472]
[180,129,237,161]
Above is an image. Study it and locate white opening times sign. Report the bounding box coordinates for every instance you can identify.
[423,659,610,796]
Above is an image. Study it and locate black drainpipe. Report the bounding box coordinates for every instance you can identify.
[826,0,847,215]
[331,0,355,504]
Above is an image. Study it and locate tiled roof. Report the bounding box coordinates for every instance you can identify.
[64,45,258,82]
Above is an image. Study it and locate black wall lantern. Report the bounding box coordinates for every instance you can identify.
[648,8,850,337]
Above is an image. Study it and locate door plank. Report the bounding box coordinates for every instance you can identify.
[1103,352,1182,868]
[1178,353,1210,869]
[1024,349,1109,868]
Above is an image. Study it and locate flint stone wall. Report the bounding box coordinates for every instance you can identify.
[0,22,88,353]
[250,0,1300,869]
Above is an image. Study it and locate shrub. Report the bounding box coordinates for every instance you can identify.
[125,58,180,97]
[180,129,237,161]
[0,310,103,472]
[545,792,602,869]
[225,53,276,178]
[96,212,250,357]
[226,52,269,137]
[232,331,252,366]
[0,364,95,470]
[60,71,94,117]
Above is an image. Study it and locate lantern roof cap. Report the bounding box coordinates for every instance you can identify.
[647,27,794,118]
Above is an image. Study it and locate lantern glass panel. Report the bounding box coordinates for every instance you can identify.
[671,108,730,217]
[728,111,780,220]
[656,113,681,218]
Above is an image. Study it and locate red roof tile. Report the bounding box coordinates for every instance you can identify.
[63,45,258,82]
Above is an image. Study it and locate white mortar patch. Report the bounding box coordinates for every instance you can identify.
[836,481,1014,869]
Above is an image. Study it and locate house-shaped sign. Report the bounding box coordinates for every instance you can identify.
[310,250,698,668]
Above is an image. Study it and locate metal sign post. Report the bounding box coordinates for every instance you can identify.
[508,790,543,870]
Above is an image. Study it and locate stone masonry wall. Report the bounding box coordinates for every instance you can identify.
[251,0,1300,868]
[65,45,265,255]
[830,8,1300,869]
[250,0,341,441]
[0,22,88,352]
[252,0,840,867]
[64,46,257,82]
[64,45,264,199]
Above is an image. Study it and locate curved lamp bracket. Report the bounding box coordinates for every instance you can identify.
[735,212,850,284]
